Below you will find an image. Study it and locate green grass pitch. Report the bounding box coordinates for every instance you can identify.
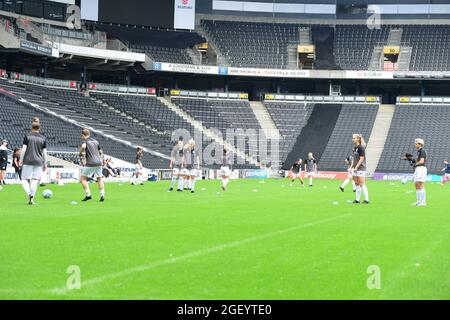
[0,178,448,300]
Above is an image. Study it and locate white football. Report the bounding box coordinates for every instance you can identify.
[42,189,53,199]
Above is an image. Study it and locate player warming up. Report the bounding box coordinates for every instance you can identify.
[402,139,428,206]
[131,146,144,185]
[168,140,184,192]
[0,139,8,188]
[340,155,356,192]
[183,139,200,193]
[220,148,232,191]
[351,134,369,204]
[19,117,48,205]
[289,159,304,187]
[441,160,450,185]
[79,129,105,202]
[304,153,317,187]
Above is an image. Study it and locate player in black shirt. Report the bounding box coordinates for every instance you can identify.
[12,148,21,180]
[0,139,8,187]
[131,146,144,185]
[304,153,317,187]
[351,134,369,204]
[289,159,304,187]
[411,139,427,206]
[441,159,450,185]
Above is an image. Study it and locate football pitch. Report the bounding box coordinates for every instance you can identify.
[0,178,448,300]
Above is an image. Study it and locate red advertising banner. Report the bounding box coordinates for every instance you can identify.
[287,171,348,180]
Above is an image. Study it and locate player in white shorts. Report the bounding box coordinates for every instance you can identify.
[351,134,369,204]
[131,146,144,185]
[79,129,105,202]
[220,148,232,191]
[289,159,304,187]
[183,139,200,193]
[168,140,184,192]
[0,139,8,189]
[340,155,356,192]
[304,153,317,187]
[402,139,428,206]
[19,117,48,205]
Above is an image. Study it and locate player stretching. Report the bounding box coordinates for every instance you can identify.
[131,146,144,185]
[351,134,369,204]
[19,118,48,205]
[220,148,232,191]
[79,129,105,202]
[340,155,356,192]
[410,139,427,206]
[304,153,317,187]
[0,139,8,188]
[441,160,450,185]
[168,140,184,192]
[289,159,304,187]
[183,139,200,193]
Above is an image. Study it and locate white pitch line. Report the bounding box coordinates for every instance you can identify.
[49,214,352,295]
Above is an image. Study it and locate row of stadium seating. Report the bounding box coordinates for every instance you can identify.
[319,104,379,171]
[201,20,450,71]
[264,100,449,173]
[2,78,449,172]
[378,104,450,173]
[130,45,193,65]
[171,97,264,162]
[0,94,166,168]
[0,80,260,169]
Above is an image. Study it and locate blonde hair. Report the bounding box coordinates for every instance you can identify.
[353,133,366,147]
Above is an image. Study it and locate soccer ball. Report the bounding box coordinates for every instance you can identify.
[400,177,408,185]
[42,189,53,199]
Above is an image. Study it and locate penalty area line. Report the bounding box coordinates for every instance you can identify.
[49,213,352,295]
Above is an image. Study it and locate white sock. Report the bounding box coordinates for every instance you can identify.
[420,189,426,203]
[355,186,361,201]
[362,185,369,201]
[177,177,183,190]
[100,189,105,197]
[30,180,38,197]
[191,179,196,191]
[224,178,229,187]
[416,190,421,203]
[352,180,356,190]
[341,178,350,188]
[170,177,177,188]
[21,180,31,196]
[309,177,313,186]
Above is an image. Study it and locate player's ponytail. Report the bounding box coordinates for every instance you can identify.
[359,135,366,147]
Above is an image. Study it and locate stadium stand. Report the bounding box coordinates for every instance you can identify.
[402,25,450,71]
[377,104,450,174]
[263,101,315,163]
[0,80,170,167]
[334,25,390,70]
[0,93,166,168]
[319,104,379,171]
[282,104,343,169]
[171,97,263,164]
[201,20,450,71]
[201,20,301,69]
[95,25,205,64]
